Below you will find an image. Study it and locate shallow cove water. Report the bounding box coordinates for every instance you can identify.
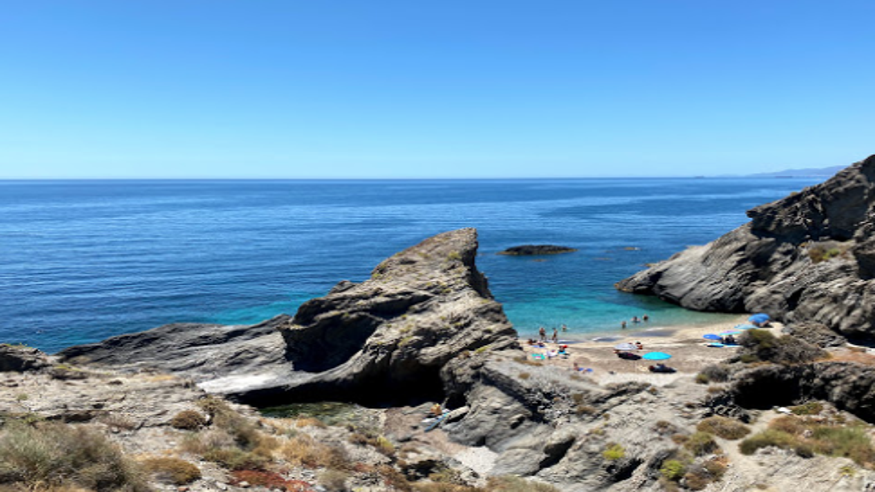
[0,177,821,353]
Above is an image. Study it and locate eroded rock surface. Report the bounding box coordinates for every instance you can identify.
[58,316,292,384]
[617,154,875,339]
[239,228,519,406]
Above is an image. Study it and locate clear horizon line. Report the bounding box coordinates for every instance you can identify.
[0,175,825,181]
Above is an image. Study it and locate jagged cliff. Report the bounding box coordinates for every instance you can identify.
[616,155,875,338]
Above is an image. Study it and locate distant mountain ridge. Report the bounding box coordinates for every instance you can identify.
[749,165,846,178]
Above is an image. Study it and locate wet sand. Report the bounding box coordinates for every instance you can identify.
[521,315,782,385]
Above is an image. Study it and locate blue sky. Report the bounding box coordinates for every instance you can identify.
[1,1,873,178]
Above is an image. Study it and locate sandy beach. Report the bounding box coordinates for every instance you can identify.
[520,315,780,385]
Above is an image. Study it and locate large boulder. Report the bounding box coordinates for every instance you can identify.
[235,228,519,406]
[617,154,875,339]
[0,345,51,372]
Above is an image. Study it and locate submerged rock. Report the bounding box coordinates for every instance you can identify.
[616,154,875,339]
[498,245,577,256]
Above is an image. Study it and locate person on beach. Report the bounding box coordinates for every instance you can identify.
[635,341,644,350]
[552,328,558,343]
[632,316,640,323]
[642,314,649,322]
[621,320,627,329]
[539,326,546,342]
[561,324,568,332]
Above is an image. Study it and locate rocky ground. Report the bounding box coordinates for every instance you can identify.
[8,223,875,491]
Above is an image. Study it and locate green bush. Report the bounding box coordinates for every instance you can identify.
[791,402,824,415]
[0,421,148,491]
[739,329,825,365]
[739,429,795,455]
[697,416,751,440]
[602,443,625,460]
[660,459,686,481]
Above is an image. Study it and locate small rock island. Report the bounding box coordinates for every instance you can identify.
[497,244,577,256]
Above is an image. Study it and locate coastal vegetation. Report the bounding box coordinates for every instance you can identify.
[0,418,149,491]
[740,415,875,466]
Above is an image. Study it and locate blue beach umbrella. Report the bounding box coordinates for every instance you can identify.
[642,352,672,360]
[703,334,722,340]
[749,313,770,324]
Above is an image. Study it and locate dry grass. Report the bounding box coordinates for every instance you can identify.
[170,410,208,430]
[142,457,201,485]
[281,434,350,470]
[0,421,148,492]
[697,416,751,440]
[740,415,875,466]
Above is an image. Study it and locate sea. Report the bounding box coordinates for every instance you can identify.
[0,177,822,354]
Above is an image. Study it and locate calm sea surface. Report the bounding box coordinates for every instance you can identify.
[0,178,822,353]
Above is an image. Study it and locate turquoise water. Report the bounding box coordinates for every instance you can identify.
[0,178,821,352]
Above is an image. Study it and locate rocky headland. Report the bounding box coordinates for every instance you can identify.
[7,218,875,491]
[617,154,875,339]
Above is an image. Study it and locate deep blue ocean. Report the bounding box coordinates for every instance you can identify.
[0,178,822,353]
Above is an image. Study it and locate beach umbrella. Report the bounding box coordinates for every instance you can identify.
[735,324,758,330]
[703,334,722,340]
[719,330,742,336]
[614,342,637,351]
[749,313,770,324]
[642,352,672,360]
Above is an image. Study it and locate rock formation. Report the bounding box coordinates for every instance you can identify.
[498,245,577,255]
[60,228,518,407]
[240,228,519,406]
[616,154,875,339]
[58,316,292,383]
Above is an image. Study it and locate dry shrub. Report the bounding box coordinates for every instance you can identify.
[792,402,824,415]
[769,416,806,435]
[142,457,201,485]
[230,470,305,490]
[0,421,148,492]
[349,431,396,457]
[739,429,796,455]
[98,413,138,431]
[697,416,751,440]
[318,468,350,491]
[739,330,826,365]
[414,484,479,492]
[170,410,208,430]
[202,448,268,471]
[282,435,350,470]
[683,470,711,491]
[376,464,412,491]
[685,432,719,456]
[671,434,690,445]
[296,417,327,429]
